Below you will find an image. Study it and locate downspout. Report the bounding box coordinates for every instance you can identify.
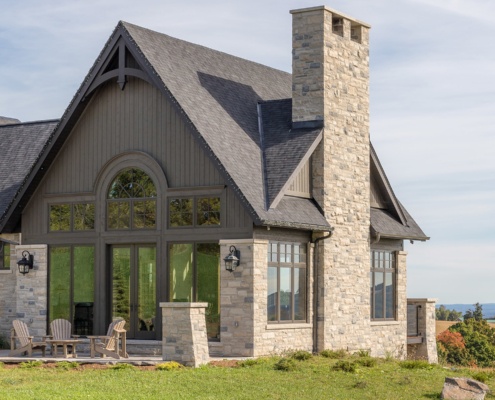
[311,229,333,353]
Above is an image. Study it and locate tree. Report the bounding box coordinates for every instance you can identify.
[464,302,483,321]
[436,305,462,321]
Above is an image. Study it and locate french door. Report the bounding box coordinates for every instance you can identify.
[111,245,156,339]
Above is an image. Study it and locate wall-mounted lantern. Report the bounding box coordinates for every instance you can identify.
[224,245,240,273]
[17,251,34,275]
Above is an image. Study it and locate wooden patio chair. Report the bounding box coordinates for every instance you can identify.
[88,319,128,359]
[9,320,47,357]
[47,318,81,357]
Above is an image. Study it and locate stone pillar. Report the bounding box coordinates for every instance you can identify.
[291,6,372,352]
[160,302,210,367]
[407,298,438,363]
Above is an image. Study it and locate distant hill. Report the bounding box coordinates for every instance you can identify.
[436,303,495,319]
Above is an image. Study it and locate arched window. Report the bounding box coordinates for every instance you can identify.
[107,168,157,230]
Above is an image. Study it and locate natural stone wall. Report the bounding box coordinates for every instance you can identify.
[407,298,438,363]
[160,302,209,367]
[0,242,48,339]
[216,240,255,357]
[14,245,48,337]
[0,234,19,338]
[370,251,408,358]
[292,6,372,352]
[216,234,315,357]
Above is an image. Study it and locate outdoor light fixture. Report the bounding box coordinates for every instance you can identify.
[224,245,240,272]
[17,251,34,275]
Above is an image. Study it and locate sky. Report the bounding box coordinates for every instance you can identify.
[1,0,494,305]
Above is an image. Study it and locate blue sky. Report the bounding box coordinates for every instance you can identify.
[1,1,494,304]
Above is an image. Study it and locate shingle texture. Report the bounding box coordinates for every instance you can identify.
[0,120,58,222]
[371,206,428,240]
[259,99,321,208]
[121,22,330,230]
[0,21,427,237]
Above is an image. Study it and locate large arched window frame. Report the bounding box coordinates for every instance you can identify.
[107,167,157,230]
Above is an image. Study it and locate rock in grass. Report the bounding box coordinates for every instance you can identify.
[440,377,490,399]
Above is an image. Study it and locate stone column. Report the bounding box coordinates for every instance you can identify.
[160,302,210,367]
[407,298,438,363]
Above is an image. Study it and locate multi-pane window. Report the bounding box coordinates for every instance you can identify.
[107,168,157,230]
[49,203,95,232]
[169,197,220,228]
[0,242,10,270]
[370,250,396,320]
[49,246,95,335]
[169,243,220,339]
[267,242,307,323]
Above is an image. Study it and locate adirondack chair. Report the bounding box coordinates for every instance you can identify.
[88,319,128,359]
[49,318,73,340]
[47,318,81,357]
[10,320,47,357]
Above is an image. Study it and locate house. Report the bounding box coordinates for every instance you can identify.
[0,6,437,364]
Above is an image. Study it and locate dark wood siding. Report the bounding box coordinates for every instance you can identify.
[22,77,253,240]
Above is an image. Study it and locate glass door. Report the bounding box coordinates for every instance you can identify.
[112,245,156,339]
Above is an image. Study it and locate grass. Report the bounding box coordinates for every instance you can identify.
[0,355,493,399]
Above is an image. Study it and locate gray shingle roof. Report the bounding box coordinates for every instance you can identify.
[121,22,330,230]
[371,206,429,241]
[0,120,59,224]
[259,99,322,208]
[0,21,427,238]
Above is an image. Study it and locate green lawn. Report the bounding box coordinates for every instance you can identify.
[0,356,493,399]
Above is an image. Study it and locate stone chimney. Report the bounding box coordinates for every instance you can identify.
[291,6,372,352]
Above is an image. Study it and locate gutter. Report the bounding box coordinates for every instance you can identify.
[311,228,334,353]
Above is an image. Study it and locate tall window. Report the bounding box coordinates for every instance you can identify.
[267,242,307,323]
[107,168,157,230]
[0,242,10,270]
[169,243,220,339]
[49,246,95,334]
[370,250,396,320]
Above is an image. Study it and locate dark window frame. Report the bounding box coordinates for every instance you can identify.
[168,196,221,229]
[106,168,157,231]
[267,242,308,324]
[370,250,397,321]
[0,242,11,270]
[49,202,95,232]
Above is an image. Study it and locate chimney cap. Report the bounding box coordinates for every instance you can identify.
[290,6,371,29]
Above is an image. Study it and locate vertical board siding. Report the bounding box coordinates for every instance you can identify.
[23,78,253,237]
[287,159,311,197]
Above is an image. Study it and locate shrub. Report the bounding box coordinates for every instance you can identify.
[444,319,495,367]
[471,371,493,384]
[274,358,297,372]
[355,357,377,368]
[399,360,433,370]
[238,358,272,368]
[19,360,43,369]
[110,363,135,370]
[320,349,348,359]
[55,361,79,370]
[332,360,357,373]
[156,361,184,371]
[289,350,313,361]
[437,330,474,366]
[355,350,370,358]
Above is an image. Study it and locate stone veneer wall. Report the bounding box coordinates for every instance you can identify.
[160,302,210,367]
[407,298,438,363]
[216,240,255,357]
[0,241,48,338]
[370,251,408,358]
[216,232,315,357]
[291,6,372,352]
